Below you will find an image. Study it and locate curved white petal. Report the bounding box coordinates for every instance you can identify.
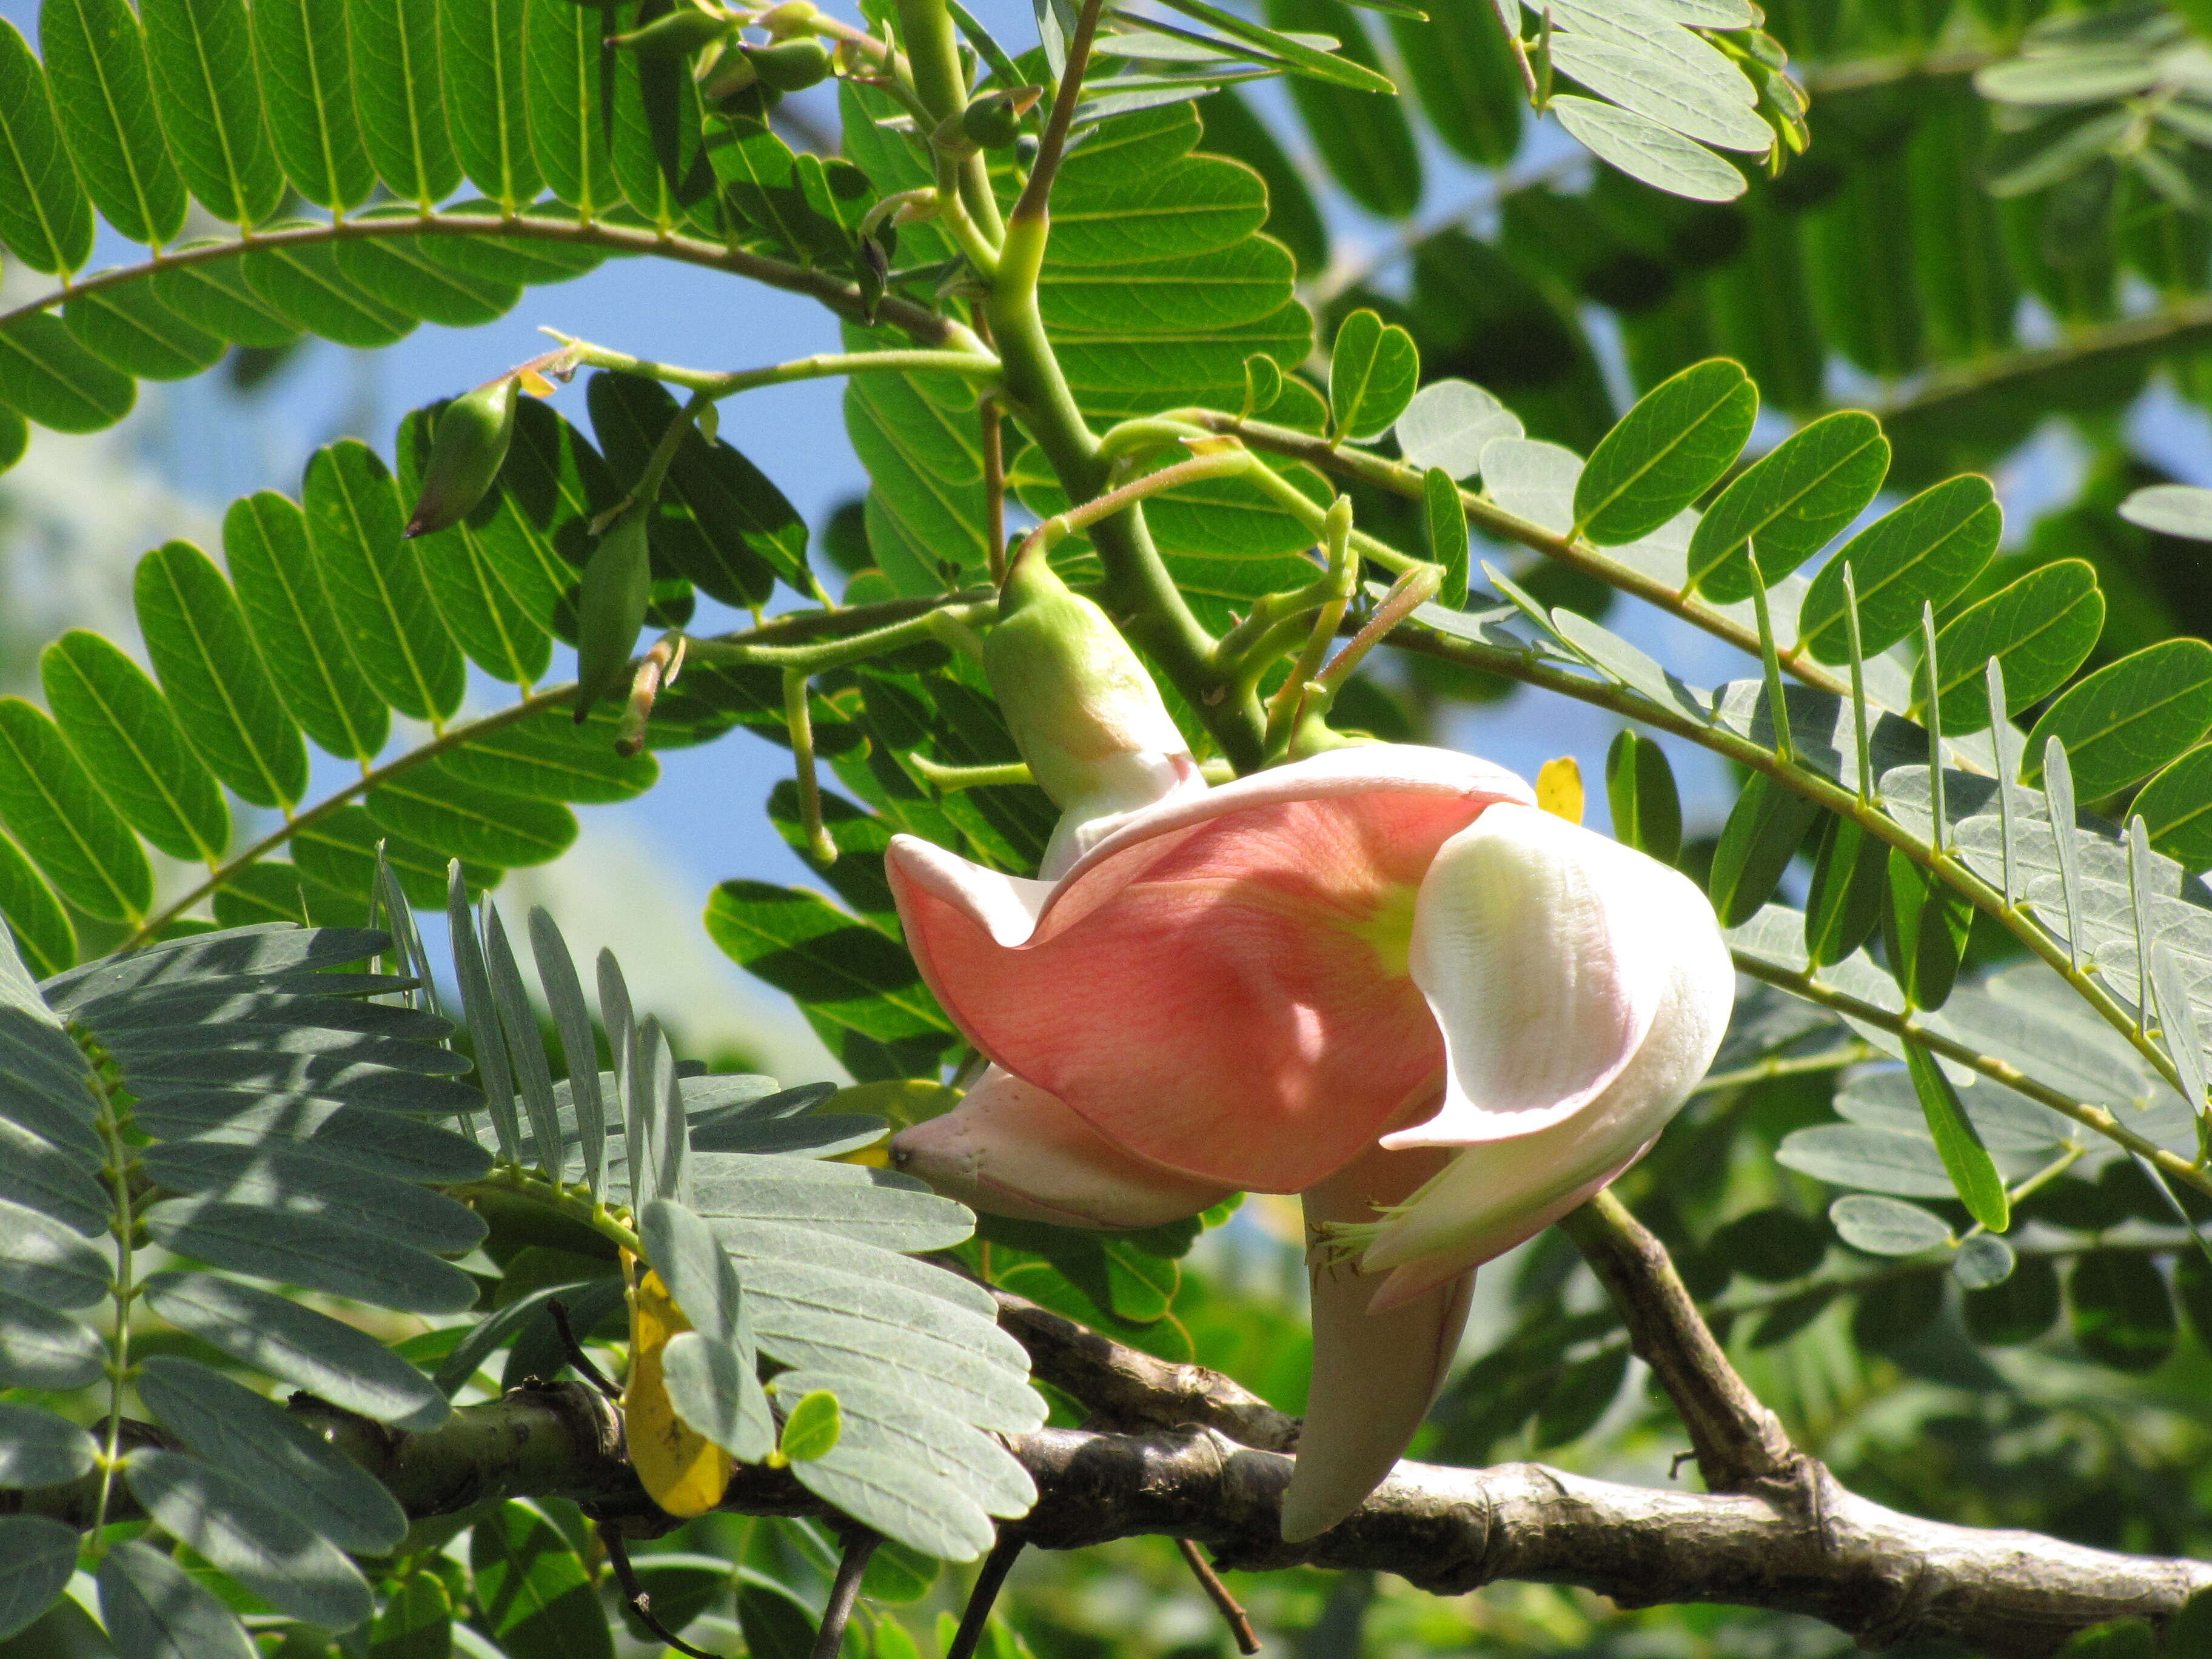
[1040,751,1209,881]
[1386,804,1711,1148]
[885,836,1057,948]
[1359,845,1734,1301]
[890,1067,1232,1230]
[1280,1145,1471,1543]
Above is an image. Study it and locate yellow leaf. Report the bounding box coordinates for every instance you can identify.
[1537,756,1584,823]
[623,1261,731,1518]
[517,368,558,398]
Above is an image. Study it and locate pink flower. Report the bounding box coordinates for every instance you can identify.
[886,743,1733,1539]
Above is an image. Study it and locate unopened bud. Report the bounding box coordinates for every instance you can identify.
[985,547,1201,875]
[746,38,832,91]
[697,48,757,101]
[574,506,654,720]
[757,1,819,39]
[405,376,518,538]
[961,87,1040,150]
[609,7,734,58]
[857,233,891,325]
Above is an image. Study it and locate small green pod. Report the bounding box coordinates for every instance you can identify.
[609,7,735,58]
[573,507,653,719]
[961,93,1025,150]
[745,38,832,91]
[405,377,518,539]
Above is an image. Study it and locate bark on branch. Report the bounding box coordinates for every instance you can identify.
[7,1219,2203,1655]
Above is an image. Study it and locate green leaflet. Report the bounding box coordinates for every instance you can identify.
[474,1502,618,1659]
[1574,358,1756,545]
[440,0,540,212]
[369,1571,454,1657]
[124,1447,372,1629]
[135,540,310,808]
[367,762,579,869]
[153,243,304,347]
[1881,849,1971,1013]
[140,0,286,226]
[1041,102,1307,420]
[1193,90,1327,277]
[224,489,389,760]
[347,0,461,207]
[1914,559,2105,736]
[1802,813,1886,968]
[705,99,857,266]
[1424,465,1470,609]
[2071,1248,2175,1372]
[252,0,375,212]
[705,879,955,1054]
[0,310,136,434]
[41,629,228,864]
[2134,744,2212,872]
[1708,769,1820,927]
[437,709,657,803]
[1262,0,1418,215]
[1688,409,1890,602]
[0,21,94,275]
[486,395,617,643]
[611,1,717,233]
[1329,309,1421,441]
[334,221,522,326]
[2022,638,2212,799]
[98,1542,256,1659]
[295,802,498,908]
[1798,475,2001,665]
[0,407,24,476]
[0,1515,76,1641]
[586,372,797,608]
[395,405,553,686]
[0,696,153,922]
[62,280,224,381]
[845,340,990,595]
[40,0,188,246]
[0,832,75,977]
[1387,1,1520,167]
[524,0,619,217]
[303,439,466,723]
[241,234,417,347]
[1604,729,1682,865]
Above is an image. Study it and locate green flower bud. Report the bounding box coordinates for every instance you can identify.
[984,549,1195,869]
[696,42,758,99]
[574,506,654,719]
[405,376,518,539]
[757,1,819,39]
[746,38,832,91]
[961,87,1039,150]
[609,7,735,59]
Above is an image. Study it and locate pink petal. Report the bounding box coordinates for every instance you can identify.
[890,745,1533,1192]
[890,1067,1231,1230]
[1281,1143,1472,1542]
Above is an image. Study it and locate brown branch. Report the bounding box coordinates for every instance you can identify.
[7,1379,2204,1656]
[989,1287,1299,1452]
[1557,1192,1801,1498]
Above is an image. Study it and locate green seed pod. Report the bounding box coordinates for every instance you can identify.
[746,38,832,91]
[405,377,518,539]
[574,507,654,719]
[609,7,734,59]
[984,548,1189,816]
[757,0,819,38]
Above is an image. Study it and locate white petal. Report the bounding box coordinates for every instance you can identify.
[1039,751,1209,880]
[885,836,1057,948]
[1387,803,1706,1148]
[890,1067,1231,1229]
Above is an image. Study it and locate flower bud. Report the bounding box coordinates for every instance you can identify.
[404,376,517,539]
[962,87,1040,150]
[609,7,734,59]
[746,38,833,91]
[984,547,1202,875]
[574,506,652,719]
[696,41,758,98]
[757,0,818,37]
